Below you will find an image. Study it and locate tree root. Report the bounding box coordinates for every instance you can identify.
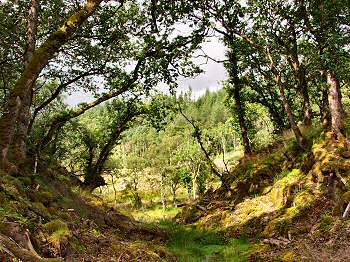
[0,233,63,261]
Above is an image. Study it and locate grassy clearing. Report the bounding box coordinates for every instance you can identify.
[129,205,181,223]
[158,220,252,262]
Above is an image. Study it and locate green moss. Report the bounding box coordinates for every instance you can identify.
[292,190,314,207]
[31,202,51,219]
[44,219,71,248]
[0,205,28,225]
[36,191,54,206]
[57,196,73,207]
[18,176,32,187]
[281,251,296,262]
[44,219,68,233]
[320,214,333,232]
[0,220,5,233]
[344,191,350,202]
[269,169,302,208]
[263,216,291,238]
[70,237,87,253]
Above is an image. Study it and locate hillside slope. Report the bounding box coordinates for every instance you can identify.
[0,168,175,261]
[177,129,350,261]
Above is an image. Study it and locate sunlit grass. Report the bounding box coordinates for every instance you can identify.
[158,220,252,262]
[129,205,181,223]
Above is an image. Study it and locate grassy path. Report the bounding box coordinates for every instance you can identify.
[127,205,252,261]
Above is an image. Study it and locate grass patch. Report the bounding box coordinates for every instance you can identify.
[159,220,252,262]
[125,204,181,223]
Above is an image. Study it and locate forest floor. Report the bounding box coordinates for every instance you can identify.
[0,167,250,262]
[2,127,350,261]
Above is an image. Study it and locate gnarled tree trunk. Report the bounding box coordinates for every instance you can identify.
[0,0,104,171]
[12,0,40,163]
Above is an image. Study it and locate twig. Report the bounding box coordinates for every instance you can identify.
[343,202,350,218]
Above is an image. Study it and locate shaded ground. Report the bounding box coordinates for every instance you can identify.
[0,169,176,261]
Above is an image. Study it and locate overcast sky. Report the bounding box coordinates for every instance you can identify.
[179,38,228,99]
[65,38,228,106]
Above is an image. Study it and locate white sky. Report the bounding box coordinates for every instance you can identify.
[65,38,227,106]
[180,38,227,99]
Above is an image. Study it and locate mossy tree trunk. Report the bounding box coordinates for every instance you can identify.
[12,0,39,163]
[0,0,104,171]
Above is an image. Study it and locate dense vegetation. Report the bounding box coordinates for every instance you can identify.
[0,0,350,261]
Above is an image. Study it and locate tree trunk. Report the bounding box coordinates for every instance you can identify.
[320,88,332,130]
[327,71,345,139]
[287,22,312,127]
[267,50,306,149]
[172,186,177,208]
[235,94,252,155]
[192,174,197,200]
[300,72,312,127]
[83,172,106,192]
[276,73,306,148]
[291,61,312,127]
[12,0,40,163]
[223,36,252,155]
[0,0,104,170]
[161,173,166,211]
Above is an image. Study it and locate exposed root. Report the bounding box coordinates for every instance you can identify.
[0,233,63,262]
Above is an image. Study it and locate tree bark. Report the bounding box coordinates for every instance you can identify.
[12,0,40,163]
[321,86,331,128]
[227,47,252,155]
[267,50,305,149]
[0,0,104,169]
[172,186,177,208]
[327,71,345,139]
[276,73,305,148]
[286,21,312,127]
[161,173,166,211]
[233,87,252,155]
[289,59,312,127]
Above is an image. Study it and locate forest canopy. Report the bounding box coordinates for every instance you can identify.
[0,0,349,192]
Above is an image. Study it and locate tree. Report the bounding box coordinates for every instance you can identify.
[56,97,142,191]
[0,0,207,176]
[303,0,349,139]
[0,0,106,171]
